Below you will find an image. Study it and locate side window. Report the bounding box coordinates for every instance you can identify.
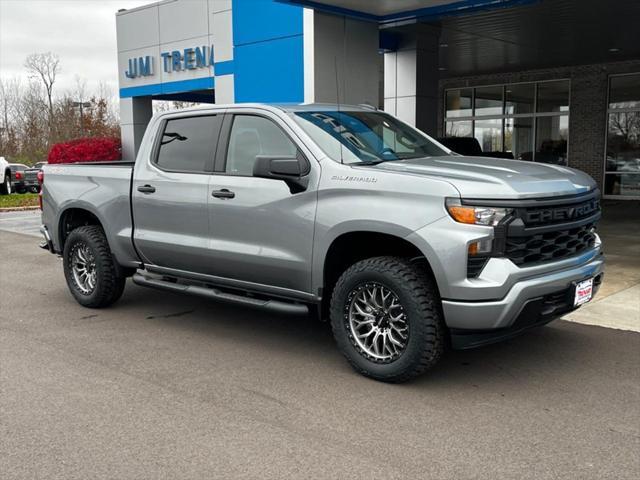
[155,115,219,172]
[226,115,297,176]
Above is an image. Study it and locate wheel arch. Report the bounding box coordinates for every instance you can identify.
[318,230,439,319]
[58,206,105,251]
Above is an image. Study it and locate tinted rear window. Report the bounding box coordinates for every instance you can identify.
[155,115,220,172]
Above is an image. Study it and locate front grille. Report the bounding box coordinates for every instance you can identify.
[505,222,596,267]
[464,192,601,276]
[520,197,600,226]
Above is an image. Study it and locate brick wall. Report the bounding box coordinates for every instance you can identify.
[438,60,640,190]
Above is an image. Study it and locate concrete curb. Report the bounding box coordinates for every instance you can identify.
[0,206,40,213]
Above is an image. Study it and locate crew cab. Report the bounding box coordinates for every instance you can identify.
[40,104,604,382]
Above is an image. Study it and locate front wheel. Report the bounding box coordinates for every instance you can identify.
[63,225,126,308]
[330,256,445,383]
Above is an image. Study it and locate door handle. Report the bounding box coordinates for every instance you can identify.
[137,184,156,194]
[211,188,235,199]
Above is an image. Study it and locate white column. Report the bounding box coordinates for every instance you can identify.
[119,96,153,161]
[384,26,440,135]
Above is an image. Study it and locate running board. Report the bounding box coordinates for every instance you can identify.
[132,272,309,316]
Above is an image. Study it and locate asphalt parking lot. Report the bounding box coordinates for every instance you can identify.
[1,219,639,479]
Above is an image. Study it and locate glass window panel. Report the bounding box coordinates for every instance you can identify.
[474,118,503,153]
[445,120,472,137]
[505,83,535,115]
[537,80,570,113]
[606,112,640,173]
[156,115,219,172]
[446,88,472,118]
[505,117,533,160]
[605,173,640,196]
[474,86,503,116]
[535,115,568,165]
[226,115,297,176]
[609,74,640,109]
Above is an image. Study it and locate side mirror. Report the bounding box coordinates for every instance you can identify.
[253,155,309,193]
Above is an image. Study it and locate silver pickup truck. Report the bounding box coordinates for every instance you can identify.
[40,104,604,382]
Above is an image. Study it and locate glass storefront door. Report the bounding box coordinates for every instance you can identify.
[605,73,640,198]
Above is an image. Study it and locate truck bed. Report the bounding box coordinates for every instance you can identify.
[41,161,138,268]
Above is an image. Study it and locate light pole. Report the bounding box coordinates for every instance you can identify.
[71,101,91,136]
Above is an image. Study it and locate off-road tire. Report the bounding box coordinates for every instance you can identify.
[330,256,445,383]
[63,225,126,308]
[0,173,11,195]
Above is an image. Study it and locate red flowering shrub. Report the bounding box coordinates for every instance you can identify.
[47,137,122,164]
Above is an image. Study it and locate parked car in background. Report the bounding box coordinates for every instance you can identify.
[0,156,12,195]
[8,163,31,193]
[23,162,47,193]
[436,137,515,160]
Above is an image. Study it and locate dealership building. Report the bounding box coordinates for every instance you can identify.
[116,0,640,198]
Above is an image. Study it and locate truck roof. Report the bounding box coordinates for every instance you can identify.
[161,103,379,115]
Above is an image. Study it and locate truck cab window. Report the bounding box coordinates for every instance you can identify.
[155,115,219,172]
[226,115,297,176]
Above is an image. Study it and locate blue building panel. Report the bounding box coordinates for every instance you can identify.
[232,0,303,46]
[120,76,215,98]
[231,0,304,103]
[233,34,304,103]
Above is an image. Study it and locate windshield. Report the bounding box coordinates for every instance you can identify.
[291,110,450,164]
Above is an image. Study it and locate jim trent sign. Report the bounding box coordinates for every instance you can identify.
[125,45,215,79]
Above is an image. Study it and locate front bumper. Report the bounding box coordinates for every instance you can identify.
[449,272,603,349]
[442,245,604,345]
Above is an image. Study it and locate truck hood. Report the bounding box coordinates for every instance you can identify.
[370,156,597,199]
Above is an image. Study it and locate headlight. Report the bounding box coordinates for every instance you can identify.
[445,198,512,226]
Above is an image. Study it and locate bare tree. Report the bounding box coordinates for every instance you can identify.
[1,61,121,163]
[153,100,201,113]
[19,82,49,161]
[73,75,88,104]
[24,52,60,122]
[0,78,23,157]
[97,81,119,124]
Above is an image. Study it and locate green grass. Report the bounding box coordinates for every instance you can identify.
[0,193,39,209]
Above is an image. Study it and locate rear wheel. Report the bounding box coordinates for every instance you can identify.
[330,256,445,383]
[0,173,11,195]
[63,225,126,308]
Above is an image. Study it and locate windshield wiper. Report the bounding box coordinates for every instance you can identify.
[356,160,388,165]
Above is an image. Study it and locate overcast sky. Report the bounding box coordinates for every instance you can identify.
[0,0,152,96]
